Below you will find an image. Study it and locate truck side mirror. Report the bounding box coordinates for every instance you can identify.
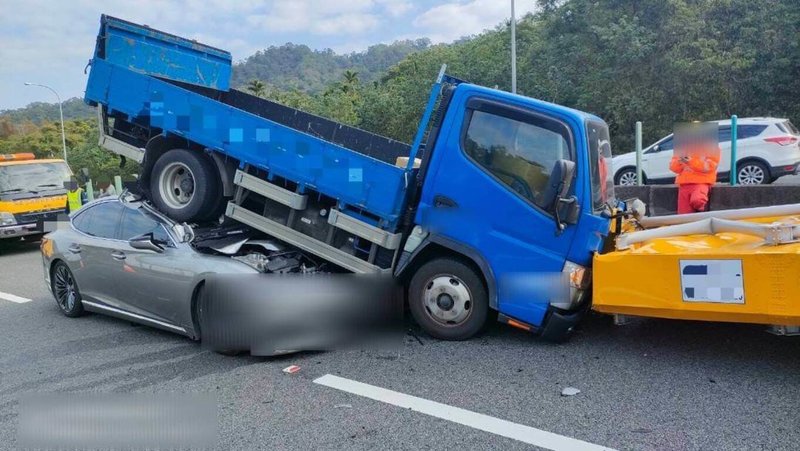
[540,159,575,210]
[540,160,579,233]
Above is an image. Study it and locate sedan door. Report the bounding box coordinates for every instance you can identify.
[66,201,127,308]
[114,206,198,324]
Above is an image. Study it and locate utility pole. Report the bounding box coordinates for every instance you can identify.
[510,0,517,94]
[24,82,67,164]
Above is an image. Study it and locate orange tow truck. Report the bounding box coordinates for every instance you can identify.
[0,153,72,240]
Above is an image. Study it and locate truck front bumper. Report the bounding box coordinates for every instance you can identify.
[0,222,40,239]
[498,300,589,342]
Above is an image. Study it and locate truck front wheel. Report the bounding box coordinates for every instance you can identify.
[408,257,489,340]
[150,149,222,222]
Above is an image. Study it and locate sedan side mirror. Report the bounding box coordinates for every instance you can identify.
[129,233,164,253]
[651,144,661,153]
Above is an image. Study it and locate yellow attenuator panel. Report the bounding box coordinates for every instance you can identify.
[593,219,800,325]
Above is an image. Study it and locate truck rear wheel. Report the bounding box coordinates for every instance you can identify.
[408,257,488,340]
[150,149,221,222]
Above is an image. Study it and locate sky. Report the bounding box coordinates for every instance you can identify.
[0,0,536,110]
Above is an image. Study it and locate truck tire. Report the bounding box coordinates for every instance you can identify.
[150,149,221,222]
[408,257,489,340]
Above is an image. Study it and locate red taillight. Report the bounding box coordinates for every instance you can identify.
[764,136,799,146]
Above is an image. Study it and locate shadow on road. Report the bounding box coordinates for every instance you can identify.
[0,237,42,256]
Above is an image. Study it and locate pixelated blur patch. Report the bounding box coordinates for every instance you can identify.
[499,272,570,304]
[229,128,244,143]
[680,259,744,304]
[18,393,217,449]
[149,101,164,116]
[348,167,363,182]
[199,273,403,356]
[43,214,71,234]
[256,128,270,142]
[176,115,190,131]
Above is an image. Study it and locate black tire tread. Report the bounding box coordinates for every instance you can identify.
[51,261,84,318]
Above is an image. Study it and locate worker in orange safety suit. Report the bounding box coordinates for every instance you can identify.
[669,134,720,214]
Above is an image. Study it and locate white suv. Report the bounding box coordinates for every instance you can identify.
[612,117,800,185]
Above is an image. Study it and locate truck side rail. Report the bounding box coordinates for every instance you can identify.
[86,57,410,228]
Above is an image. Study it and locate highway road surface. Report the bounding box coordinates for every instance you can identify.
[1,238,798,450]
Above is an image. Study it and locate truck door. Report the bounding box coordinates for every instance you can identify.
[417,89,582,327]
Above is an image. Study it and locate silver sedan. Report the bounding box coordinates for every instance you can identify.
[41,197,259,340]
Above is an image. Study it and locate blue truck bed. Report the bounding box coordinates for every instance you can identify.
[85,15,414,230]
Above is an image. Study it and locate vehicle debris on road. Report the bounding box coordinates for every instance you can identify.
[561,387,581,396]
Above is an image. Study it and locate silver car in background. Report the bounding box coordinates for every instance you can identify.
[41,196,273,340]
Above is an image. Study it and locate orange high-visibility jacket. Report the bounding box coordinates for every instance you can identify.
[670,146,721,185]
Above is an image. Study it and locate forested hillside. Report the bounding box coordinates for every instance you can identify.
[0,98,93,124]
[2,0,798,181]
[229,39,431,92]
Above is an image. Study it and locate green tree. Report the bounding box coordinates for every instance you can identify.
[246,79,267,97]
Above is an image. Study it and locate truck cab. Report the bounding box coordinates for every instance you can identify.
[400,83,615,339]
[0,153,71,240]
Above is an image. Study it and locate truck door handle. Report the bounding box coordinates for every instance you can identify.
[433,195,458,209]
[111,251,126,261]
[67,244,81,254]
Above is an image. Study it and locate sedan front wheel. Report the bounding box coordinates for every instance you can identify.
[51,261,84,318]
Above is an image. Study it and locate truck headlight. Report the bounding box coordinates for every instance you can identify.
[0,212,16,226]
[550,261,591,310]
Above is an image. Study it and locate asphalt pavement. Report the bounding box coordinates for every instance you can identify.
[1,238,799,450]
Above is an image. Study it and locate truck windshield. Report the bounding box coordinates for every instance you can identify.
[0,162,72,194]
[586,121,615,212]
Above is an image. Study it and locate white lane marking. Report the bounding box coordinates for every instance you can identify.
[0,291,33,304]
[313,374,616,451]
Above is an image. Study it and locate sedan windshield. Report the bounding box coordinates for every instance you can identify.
[0,161,72,194]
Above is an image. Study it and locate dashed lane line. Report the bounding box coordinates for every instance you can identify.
[0,291,33,304]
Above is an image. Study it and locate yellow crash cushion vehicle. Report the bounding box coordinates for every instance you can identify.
[0,153,71,239]
[594,205,800,330]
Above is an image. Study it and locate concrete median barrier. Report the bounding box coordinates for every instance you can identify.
[615,184,800,216]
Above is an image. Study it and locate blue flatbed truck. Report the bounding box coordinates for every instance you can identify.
[85,15,616,341]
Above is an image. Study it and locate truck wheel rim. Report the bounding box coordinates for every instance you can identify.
[159,162,195,209]
[618,171,637,186]
[54,265,76,311]
[738,165,764,184]
[422,275,472,326]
